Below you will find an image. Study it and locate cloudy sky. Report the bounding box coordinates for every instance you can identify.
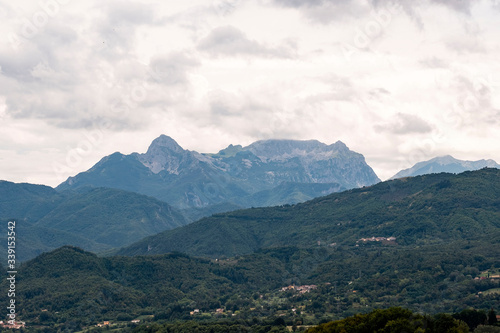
[1,0,499,187]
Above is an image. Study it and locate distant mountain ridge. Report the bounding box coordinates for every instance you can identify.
[57,135,380,210]
[391,155,500,179]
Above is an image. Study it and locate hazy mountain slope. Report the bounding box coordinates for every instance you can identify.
[391,155,500,179]
[247,182,346,207]
[57,135,380,210]
[0,221,109,262]
[0,181,65,222]
[35,188,188,248]
[179,202,244,223]
[57,152,163,195]
[0,182,189,260]
[118,168,500,258]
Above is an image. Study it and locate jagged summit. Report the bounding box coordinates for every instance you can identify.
[329,140,348,150]
[137,135,193,174]
[147,134,183,152]
[58,135,380,210]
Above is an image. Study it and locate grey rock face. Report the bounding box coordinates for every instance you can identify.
[58,135,381,212]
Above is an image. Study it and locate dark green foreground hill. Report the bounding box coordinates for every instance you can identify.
[119,168,500,258]
[305,307,471,333]
[132,308,488,333]
[2,241,499,331]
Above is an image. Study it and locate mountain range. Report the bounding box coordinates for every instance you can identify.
[0,137,379,261]
[57,135,380,210]
[2,136,499,262]
[391,155,500,179]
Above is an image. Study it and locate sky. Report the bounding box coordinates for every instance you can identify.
[0,0,499,187]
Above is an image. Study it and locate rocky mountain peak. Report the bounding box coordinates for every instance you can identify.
[147,135,183,153]
[138,135,188,174]
[329,141,349,151]
[58,135,381,209]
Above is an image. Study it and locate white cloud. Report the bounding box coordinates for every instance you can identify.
[374,113,433,134]
[197,25,296,58]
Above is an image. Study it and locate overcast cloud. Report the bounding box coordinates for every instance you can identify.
[0,0,499,186]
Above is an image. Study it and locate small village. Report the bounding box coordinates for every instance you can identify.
[95,319,141,328]
[0,320,26,329]
[475,269,500,281]
[356,236,397,244]
[280,284,318,294]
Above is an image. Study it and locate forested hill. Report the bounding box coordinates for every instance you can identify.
[3,241,499,330]
[118,168,500,258]
[0,184,188,261]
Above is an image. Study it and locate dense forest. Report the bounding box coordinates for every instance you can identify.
[1,169,498,331]
[0,184,188,261]
[1,242,498,332]
[119,169,500,258]
[126,308,499,333]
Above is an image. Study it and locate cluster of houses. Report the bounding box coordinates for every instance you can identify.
[474,275,500,280]
[190,308,228,315]
[190,309,201,315]
[1,318,145,330]
[280,284,318,294]
[357,236,396,243]
[190,308,241,317]
[96,321,111,327]
[96,319,140,327]
[0,321,26,329]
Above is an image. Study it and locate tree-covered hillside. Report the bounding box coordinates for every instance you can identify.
[119,168,500,258]
[0,181,65,223]
[35,187,187,248]
[1,169,498,331]
[0,184,188,261]
[2,239,498,331]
